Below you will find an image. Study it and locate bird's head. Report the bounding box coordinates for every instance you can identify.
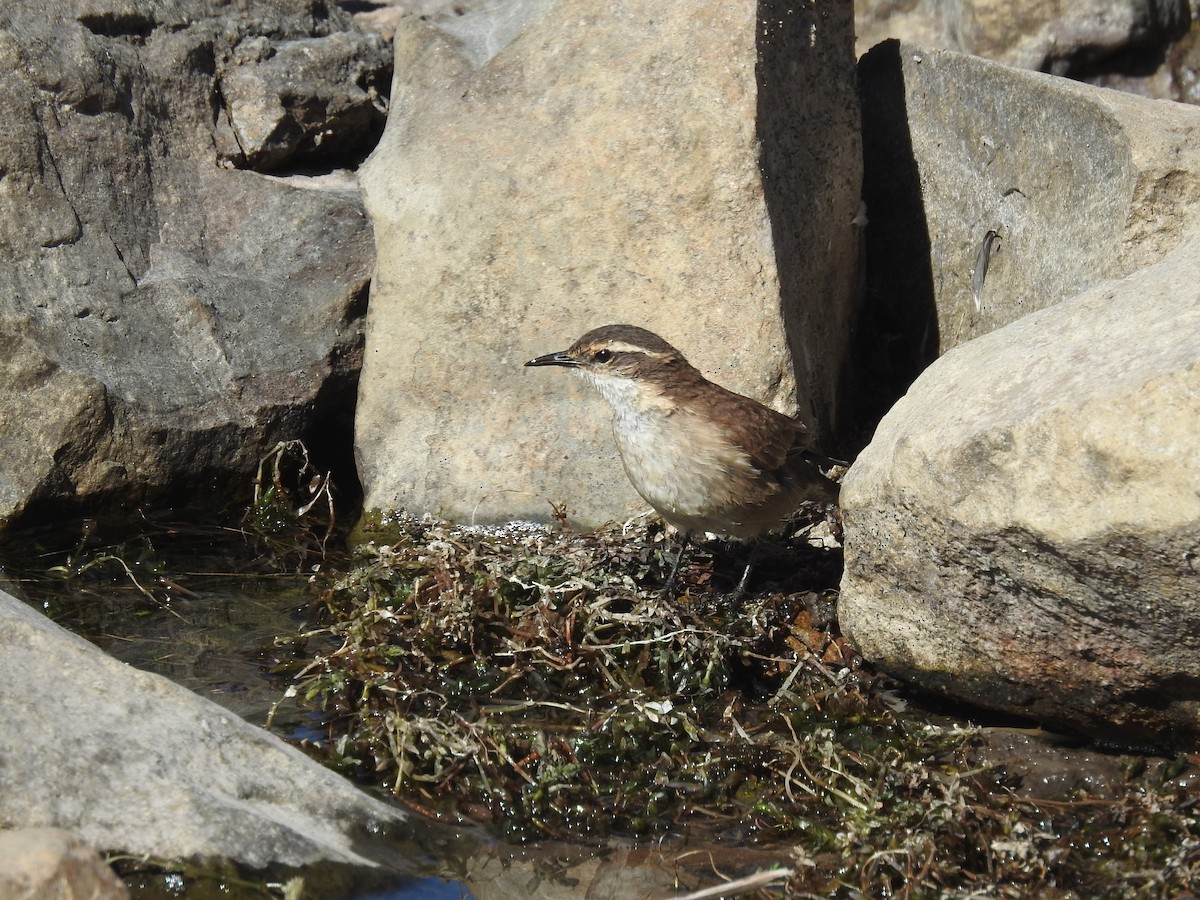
[525,325,704,414]
[525,324,689,380]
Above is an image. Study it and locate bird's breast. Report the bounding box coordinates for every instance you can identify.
[610,404,766,534]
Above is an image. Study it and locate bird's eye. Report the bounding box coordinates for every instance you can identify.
[593,349,613,363]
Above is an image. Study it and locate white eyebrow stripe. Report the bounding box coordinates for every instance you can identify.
[602,342,671,356]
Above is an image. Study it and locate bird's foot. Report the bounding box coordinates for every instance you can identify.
[659,530,693,599]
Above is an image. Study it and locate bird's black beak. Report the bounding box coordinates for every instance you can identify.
[525,351,579,368]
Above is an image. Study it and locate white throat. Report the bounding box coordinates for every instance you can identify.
[576,369,672,427]
[579,369,642,412]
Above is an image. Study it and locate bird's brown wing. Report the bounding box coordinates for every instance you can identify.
[723,391,840,504]
[691,386,830,482]
[738,400,811,473]
[666,376,839,504]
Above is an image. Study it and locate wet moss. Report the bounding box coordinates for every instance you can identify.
[275,512,1200,895]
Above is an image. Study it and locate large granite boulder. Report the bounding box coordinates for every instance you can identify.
[0,589,407,867]
[0,0,390,532]
[842,45,1200,746]
[355,0,862,527]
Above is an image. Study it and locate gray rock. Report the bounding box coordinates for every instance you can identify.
[355,0,861,527]
[844,45,1200,753]
[845,44,1200,744]
[851,41,1200,425]
[0,589,407,867]
[0,828,128,900]
[0,1,380,531]
[219,30,392,171]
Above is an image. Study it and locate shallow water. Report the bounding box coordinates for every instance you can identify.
[38,574,314,723]
[0,524,478,898]
[5,518,1196,898]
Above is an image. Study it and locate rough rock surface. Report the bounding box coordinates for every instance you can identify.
[0,0,388,532]
[218,30,391,171]
[356,0,861,527]
[851,41,1200,425]
[0,828,128,899]
[0,589,408,867]
[844,43,1200,745]
[841,227,1200,746]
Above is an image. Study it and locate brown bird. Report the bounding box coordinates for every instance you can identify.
[526,324,840,596]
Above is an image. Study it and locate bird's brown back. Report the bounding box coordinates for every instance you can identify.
[658,371,839,514]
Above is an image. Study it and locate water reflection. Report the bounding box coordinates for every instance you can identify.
[2,544,762,899]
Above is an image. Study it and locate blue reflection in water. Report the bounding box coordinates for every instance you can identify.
[360,877,475,900]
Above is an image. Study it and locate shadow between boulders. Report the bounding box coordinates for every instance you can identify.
[756,11,936,453]
[849,39,939,447]
[754,0,860,451]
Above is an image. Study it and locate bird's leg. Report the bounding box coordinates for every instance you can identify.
[728,540,762,605]
[663,530,692,596]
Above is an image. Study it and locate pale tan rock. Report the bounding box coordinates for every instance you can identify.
[840,230,1200,746]
[0,829,127,900]
[356,0,861,526]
